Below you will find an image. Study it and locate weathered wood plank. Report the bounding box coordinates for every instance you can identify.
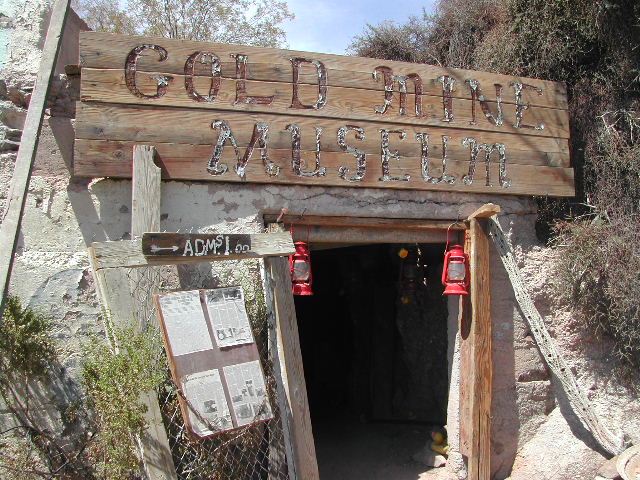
[130,144,178,480]
[132,145,161,237]
[291,225,449,244]
[468,203,501,219]
[0,0,70,319]
[264,256,319,480]
[142,232,252,257]
[262,214,466,230]
[458,230,473,458]
[467,216,493,480]
[79,31,568,110]
[74,139,575,197]
[92,233,295,270]
[74,103,571,167]
[261,225,297,480]
[80,67,569,139]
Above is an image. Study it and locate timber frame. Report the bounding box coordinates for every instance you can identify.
[264,205,498,480]
[87,146,316,480]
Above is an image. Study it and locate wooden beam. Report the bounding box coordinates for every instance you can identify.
[260,228,297,479]
[0,0,70,320]
[263,255,319,480]
[132,145,161,236]
[291,226,449,244]
[458,230,473,458]
[468,203,501,220]
[130,145,178,480]
[466,214,493,480]
[262,214,466,231]
[91,232,295,270]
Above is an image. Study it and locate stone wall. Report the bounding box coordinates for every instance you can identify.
[2,2,639,479]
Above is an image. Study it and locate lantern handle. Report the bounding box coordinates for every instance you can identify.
[445,220,464,252]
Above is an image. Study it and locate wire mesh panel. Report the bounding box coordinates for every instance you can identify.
[122,261,291,480]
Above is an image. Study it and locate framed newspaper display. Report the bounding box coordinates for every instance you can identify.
[155,286,273,438]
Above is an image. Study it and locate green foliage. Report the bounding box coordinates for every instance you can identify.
[349,0,502,68]
[73,0,293,47]
[0,297,96,479]
[553,217,640,371]
[82,323,165,479]
[0,296,56,377]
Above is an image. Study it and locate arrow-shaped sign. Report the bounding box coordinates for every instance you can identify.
[142,233,253,258]
[150,244,179,253]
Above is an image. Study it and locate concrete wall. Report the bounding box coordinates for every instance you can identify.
[4,2,639,479]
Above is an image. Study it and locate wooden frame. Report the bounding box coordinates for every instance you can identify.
[87,145,314,480]
[265,208,494,480]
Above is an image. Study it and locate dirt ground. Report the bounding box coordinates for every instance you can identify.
[313,416,451,480]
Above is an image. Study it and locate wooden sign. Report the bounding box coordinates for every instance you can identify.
[143,232,251,257]
[75,32,574,197]
[155,287,273,438]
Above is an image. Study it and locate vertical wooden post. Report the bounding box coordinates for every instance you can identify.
[463,204,499,480]
[0,0,70,320]
[263,255,319,480]
[130,145,178,480]
[261,259,297,479]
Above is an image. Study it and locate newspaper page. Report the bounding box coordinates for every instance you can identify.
[204,287,254,348]
[223,360,273,427]
[181,369,233,436]
[158,290,213,356]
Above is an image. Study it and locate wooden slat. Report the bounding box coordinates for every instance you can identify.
[132,145,161,236]
[292,225,448,244]
[142,233,252,257]
[74,139,575,197]
[468,203,501,219]
[466,206,494,480]
[458,231,473,458]
[91,233,295,270]
[79,31,568,110]
[261,226,297,479]
[80,67,569,139]
[262,214,466,230]
[0,0,70,319]
[130,145,178,480]
[74,104,571,167]
[263,256,319,480]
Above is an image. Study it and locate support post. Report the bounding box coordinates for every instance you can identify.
[130,145,178,480]
[263,255,319,480]
[0,0,70,321]
[462,203,498,480]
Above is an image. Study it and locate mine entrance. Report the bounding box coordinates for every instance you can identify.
[295,243,450,479]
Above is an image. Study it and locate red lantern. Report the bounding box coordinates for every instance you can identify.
[289,241,313,295]
[441,244,470,295]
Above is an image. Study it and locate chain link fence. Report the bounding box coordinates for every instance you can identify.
[122,260,291,480]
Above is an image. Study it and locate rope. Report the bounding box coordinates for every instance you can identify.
[487,216,625,456]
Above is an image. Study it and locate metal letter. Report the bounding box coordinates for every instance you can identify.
[184,52,221,102]
[373,67,423,116]
[231,54,275,105]
[511,82,544,130]
[466,79,504,126]
[208,121,279,179]
[379,129,410,182]
[438,75,456,122]
[416,133,455,184]
[286,124,327,177]
[290,57,327,109]
[337,126,367,182]
[462,138,511,187]
[125,44,172,99]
